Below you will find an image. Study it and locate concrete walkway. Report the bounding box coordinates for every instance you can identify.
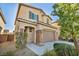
[27,42,54,56]
[27,41,74,56]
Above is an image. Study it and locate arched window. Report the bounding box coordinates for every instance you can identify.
[0,26,2,33]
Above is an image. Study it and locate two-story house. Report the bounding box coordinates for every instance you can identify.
[14,4,60,44]
[0,9,6,34]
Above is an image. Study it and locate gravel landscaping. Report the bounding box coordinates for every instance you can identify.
[0,41,37,56]
[0,41,16,55]
[15,47,37,56]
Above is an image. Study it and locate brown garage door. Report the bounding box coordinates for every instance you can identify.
[42,30,55,42]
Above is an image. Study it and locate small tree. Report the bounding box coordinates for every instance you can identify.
[52,3,79,55]
[15,32,27,48]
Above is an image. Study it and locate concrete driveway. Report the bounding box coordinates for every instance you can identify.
[27,41,74,56]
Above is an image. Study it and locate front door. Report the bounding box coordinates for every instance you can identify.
[24,26,34,43]
[28,27,34,43]
[28,31,34,43]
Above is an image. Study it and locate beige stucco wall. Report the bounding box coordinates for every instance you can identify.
[15,4,60,43]
[52,23,61,28]
[51,23,60,40]
[17,5,29,20]
[15,20,36,43]
[15,21,20,32]
[0,16,5,34]
[42,15,51,24]
[18,21,36,32]
[16,4,53,32]
[36,24,56,31]
[42,16,47,23]
[17,5,51,23]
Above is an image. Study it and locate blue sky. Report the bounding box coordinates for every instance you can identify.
[0,3,58,32]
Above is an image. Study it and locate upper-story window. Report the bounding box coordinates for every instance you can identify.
[29,11,38,20]
[47,18,49,24]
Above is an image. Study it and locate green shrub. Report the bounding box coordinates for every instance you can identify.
[44,43,77,56]
[43,50,57,56]
[2,51,14,56]
[15,32,27,49]
[54,43,77,56]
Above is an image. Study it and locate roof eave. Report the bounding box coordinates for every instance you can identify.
[0,12,6,24]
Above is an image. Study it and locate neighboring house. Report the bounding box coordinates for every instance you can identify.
[0,8,6,34]
[14,4,60,44]
[3,29,9,34]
